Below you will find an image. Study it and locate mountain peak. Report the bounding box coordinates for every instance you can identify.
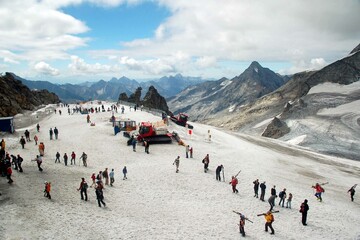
[349,43,360,55]
[248,61,263,69]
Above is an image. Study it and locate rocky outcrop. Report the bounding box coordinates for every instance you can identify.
[262,117,290,139]
[142,86,169,113]
[118,85,170,113]
[0,72,60,117]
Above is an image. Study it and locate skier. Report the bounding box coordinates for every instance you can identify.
[71,151,76,165]
[33,135,38,145]
[312,183,325,202]
[348,185,356,202]
[260,181,266,202]
[77,178,88,201]
[278,188,287,207]
[49,128,53,140]
[53,127,59,140]
[38,142,45,156]
[109,169,115,186]
[215,165,223,181]
[268,194,276,211]
[95,182,106,207]
[19,136,26,149]
[286,193,293,208]
[202,154,210,173]
[80,152,88,167]
[264,211,275,235]
[299,199,309,225]
[44,181,51,199]
[36,123,40,132]
[55,152,61,163]
[253,179,259,198]
[63,153,68,166]
[229,176,239,193]
[233,211,252,237]
[173,156,180,173]
[122,166,128,180]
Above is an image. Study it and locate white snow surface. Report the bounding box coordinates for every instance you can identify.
[308,81,360,95]
[1,102,360,240]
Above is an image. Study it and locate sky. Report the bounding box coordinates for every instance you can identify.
[0,0,359,84]
[1,99,359,239]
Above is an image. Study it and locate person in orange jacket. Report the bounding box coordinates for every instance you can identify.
[38,142,45,156]
[264,211,275,235]
[44,181,51,199]
[229,176,239,193]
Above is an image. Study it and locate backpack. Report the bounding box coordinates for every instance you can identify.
[299,203,304,213]
[83,182,88,190]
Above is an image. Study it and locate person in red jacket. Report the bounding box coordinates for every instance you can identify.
[7,166,13,183]
[230,176,239,193]
[44,181,51,199]
[312,183,325,202]
[71,151,76,165]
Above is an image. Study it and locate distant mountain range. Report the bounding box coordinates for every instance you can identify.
[17,74,207,103]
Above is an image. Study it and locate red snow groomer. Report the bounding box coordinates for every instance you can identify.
[169,112,193,129]
[137,121,173,144]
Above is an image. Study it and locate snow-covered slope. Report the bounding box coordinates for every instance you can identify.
[0,102,359,239]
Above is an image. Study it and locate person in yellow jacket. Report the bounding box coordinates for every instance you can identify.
[264,211,275,235]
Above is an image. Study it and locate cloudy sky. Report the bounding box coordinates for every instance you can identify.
[0,0,359,83]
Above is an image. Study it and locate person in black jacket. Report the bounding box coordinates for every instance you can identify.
[260,181,266,201]
[215,165,223,181]
[299,199,309,225]
[253,179,259,198]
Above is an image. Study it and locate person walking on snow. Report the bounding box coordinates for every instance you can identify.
[312,183,325,202]
[109,169,115,186]
[122,166,128,180]
[36,123,40,132]
[71,151,76,165]
[44,181,51,199]
[202,154,210,173]
[55,152,61,163]
[173,156,180,173]
[17,155,23,172]
[90,173,96,187]
[348,185,356,202]
[103,168,109,186]
[33,155,43,171]
[77,178,88,201]
[185,145,189,158]
[268,195,276,211]
[253,179,259,198]
[264,211,275,235]
[260,181,266,201]
[87,114,90,123]
[299,199,309,226]
[132,137,137,152]
[229,176,239,193]
[24,129,30,142]
[215,165,223,181]
[189,146,193,158]
[80,152,88,167]
[19,136,26,149]
[33,135,38,145]
[286,193,293,208]
[278,188,287,207]
[63,153,68,166]
[6,166,13,184]
[53,127,59,140]
[144,140,150,154]
[38,142,45,156]
[95,182,106,207]
[49,128,53,140]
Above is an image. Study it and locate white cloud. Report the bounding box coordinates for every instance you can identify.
[278,58,328,75]
[68,55,118,74]
[34,62,60,76]
[195,56,217,68]
[120,56,175,75]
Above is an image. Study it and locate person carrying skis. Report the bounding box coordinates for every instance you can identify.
[312,183,325,202]
[299,199,309,225]
[77,178,88,201]
[230,176,239,193]
[348,185,356,202]
[253,179,259,198]
[44,181,51,199]
[264,211,275,235]
[173,156,180,173]
[233,211,252,237]
[215,165,223,181]
[260,181,266,201]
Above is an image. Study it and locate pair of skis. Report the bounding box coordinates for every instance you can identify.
[233,210,253,223]
[256,210,280,216]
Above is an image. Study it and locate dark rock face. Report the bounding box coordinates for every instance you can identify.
[142,86,169,113]
[262,117,290,139]
[118,85,169,113]
[0,72,60,117]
